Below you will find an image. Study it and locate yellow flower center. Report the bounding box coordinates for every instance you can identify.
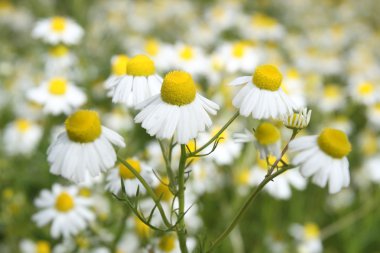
[135,217,152,238]
[15,119,31,133]
[119,159,141,179]
[55,192,74,212]
[304,223,320,240]
[373,103,380,112]
[317,128,351,158]
[49,45,69,57]
[78,187,92,197]
[324,84,340,98]
[51,17,66,32]
[232,42,247,58]
[48,78,67,95]
[252,14,277,28]
[235,168,251,185]
[144,39,159,56]
[287,69,299,79]
[357,81,374,95]
[161,70,196,106]
[112,55,129,76]
[65,110,102,143]
[158,234,176,252]
[252,65,282,91]
[179,46,194,60]
[255,122,281,145]
[36,241,50,253]
[126,54,155,76]
[154,177,173,202]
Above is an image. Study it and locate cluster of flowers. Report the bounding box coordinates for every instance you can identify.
[1,0,379,252]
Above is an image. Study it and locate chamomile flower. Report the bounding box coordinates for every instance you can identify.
[135,70,219,144]
[318,84,345,112]
[217,41,263,73]
[20,239,51,253]
[32,184,95,238]
[32,16,84,45]
[367,102,380,127]
[104,54,129,93]
[254,122,282,159]
[106,158,153,196]
[108,54,162,108]
[3,118,42,155]
[289,128,352,194]
[48,110,125,183]
[289,223,322,253]
[230,64,296,120]
[45,45,77,75]
[27,77,86,115]
[251,155,306,200]
[242,13,285,41]
[172,44,208,76]
[282,108,312,130]
[349,80,378,105]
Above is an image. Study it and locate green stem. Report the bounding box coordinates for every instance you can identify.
[159,140,176,190]
[117,156,172,228]
[176,144,189,253]
[189,111,239,157]
[206,167,290,252]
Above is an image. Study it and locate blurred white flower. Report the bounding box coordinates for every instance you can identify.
[32,184,95,238]
[32,16,84,45]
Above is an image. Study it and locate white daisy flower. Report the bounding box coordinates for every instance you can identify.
[216,41,263,73]
[282,108,312,130]
[289,128,352,194]
[104,54,129,94]
[45,45,77,75]
[20,239,51,253]
[317,84,345,112]
[349,80,378,105]
[32,184,95,238]
[230,64,296,120]
[289,223,322,253]
[251,155,307,200]
[367,102,380,128]
[32,16,84,45]
[172,44,209,76]
[254,122,282,159]
[241,13,285,41]
[27,77,86,115]
[106,158,153,196]
[135,70,219,144]
[3,118,42,155]
[108,54,162,108]
[48,110,125,183]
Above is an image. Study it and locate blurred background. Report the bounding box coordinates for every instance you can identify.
[1,0,380,252]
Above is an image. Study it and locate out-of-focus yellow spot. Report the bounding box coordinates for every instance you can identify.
[144,39,159,56]
[119,159,141,179]
[48,77,67,95]
[158,234,176,252]
[155,177,173,202]
[357,82,374,96]
[15,119,31,133]
[134,217,152,238]
[49,45,69,57]
[51,17,66,32]
[55,192,75,212]
[179,46,194,60]
[304,223,320,239]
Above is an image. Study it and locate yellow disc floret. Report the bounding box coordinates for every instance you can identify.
[112,55,129,76]
[144,39,159,56]
[255,122,281,145]
[119,159,141,179]
[49,45,69,57]
[252,65,282,91]
[158,234,176,252]
[134,217,152,238]
[15,119,31,133]
[126,54,155,76]
[179,46,194,60]
[161,70,196,106]
[304,223,320,240]
[232,42,247,58]
[65,110,102,143]
[48,77,67,95]
[357,81,374,96]
[154,177,173,202]
[51,16,66,32]
[317,128,351,158]
[36,241,51,253]
[55,192,74,212]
